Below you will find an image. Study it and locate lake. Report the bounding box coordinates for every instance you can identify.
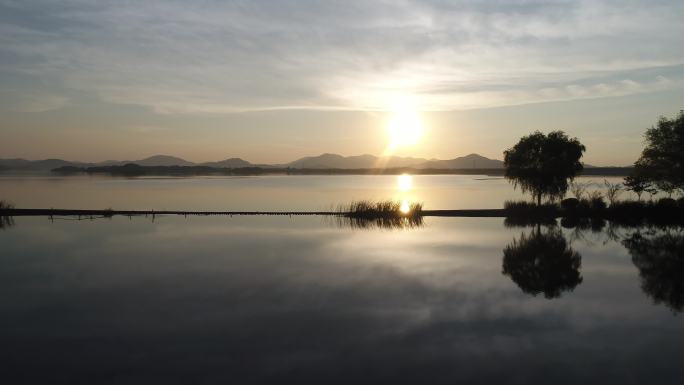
[0,174,630,211]
[1,175,682,384]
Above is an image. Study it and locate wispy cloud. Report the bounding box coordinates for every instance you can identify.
[1,0,683,113]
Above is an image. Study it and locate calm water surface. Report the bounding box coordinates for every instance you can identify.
[0,174,628,210]
[1,214,682,384]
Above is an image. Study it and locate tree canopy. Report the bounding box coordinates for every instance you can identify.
[504,131,585,204]
[632,111,684,196]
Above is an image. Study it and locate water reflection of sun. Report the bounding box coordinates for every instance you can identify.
[396,174,415,214]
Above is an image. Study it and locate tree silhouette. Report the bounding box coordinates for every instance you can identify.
[623,173,656,201]
[504,131,585,205]
[633,111,684,196]
[623,230,684,313]
[502,226,583,299]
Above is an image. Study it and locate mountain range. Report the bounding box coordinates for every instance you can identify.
[0,153,504,172]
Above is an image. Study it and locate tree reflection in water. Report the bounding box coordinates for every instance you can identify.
[623,229,684,313]
[502,226,583,299]
[0,214,14,230]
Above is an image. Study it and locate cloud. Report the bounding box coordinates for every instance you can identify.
[1,0,683,114]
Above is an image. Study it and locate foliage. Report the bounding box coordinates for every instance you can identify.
[503,200,559,219]
[560,198,579,210]
[603,179,623,205]
[656,198,677,209]
[623,173,655,201]
[569,181,587,200]
[504,131,585,205]
[633,111,684,196]
[589,195,607,211]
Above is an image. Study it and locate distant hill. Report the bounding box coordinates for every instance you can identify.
[2,152,507,171]
[417,153,504,169]
[288,153,433,169]
[0,158,87,171]
[201,158,252,168]
[286,153,504,169]
[0,155,197,171]
[126,155,195,167]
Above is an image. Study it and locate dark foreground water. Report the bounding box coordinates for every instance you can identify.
[1,215,683,384]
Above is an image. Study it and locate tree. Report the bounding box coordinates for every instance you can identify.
[603,179,622,205]
[623,174,653,201]
[635,111,684,196]
[504,131,586,205]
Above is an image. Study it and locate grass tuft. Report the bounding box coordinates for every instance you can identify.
[340,200,423,219]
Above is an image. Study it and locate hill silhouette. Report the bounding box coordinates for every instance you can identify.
[418,153,504,169]
[1,153,505,171]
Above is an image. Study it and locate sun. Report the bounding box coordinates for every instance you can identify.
[386,103,424,150]
[399,200,411,214]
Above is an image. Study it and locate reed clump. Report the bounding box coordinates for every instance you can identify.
[334,215,424,230]
[504,200,558,218]
[0,200,15,210]
[341,200,423,219]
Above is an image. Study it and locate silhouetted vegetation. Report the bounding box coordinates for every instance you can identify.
[504,196,684,226]
[627,111,684,199]
[340,200,423,219]
[624,174,656,201]
[333,215,424,230]
[623,230,684,313]
[503,200,559,222]
[0,200,15,229]
[502,226,583,298]
[504,131,585,205]
[50,164,634,177]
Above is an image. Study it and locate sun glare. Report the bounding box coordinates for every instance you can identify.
[397,174,413,191]
[386,101,424,150]
[400,200,411,214]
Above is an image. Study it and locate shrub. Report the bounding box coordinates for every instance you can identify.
[656,198,677,209]
[609,200,647,213]
[590,196,607,211]
[503,201,559,224]
[577,198,591,211]
[560,198,579,210]
[569,182,587,200]
[504,200,558,215]
[604,179,623,205]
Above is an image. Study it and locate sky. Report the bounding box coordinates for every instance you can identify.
[1,0,684,166]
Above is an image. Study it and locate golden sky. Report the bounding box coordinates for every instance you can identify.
[1,1,684,165]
